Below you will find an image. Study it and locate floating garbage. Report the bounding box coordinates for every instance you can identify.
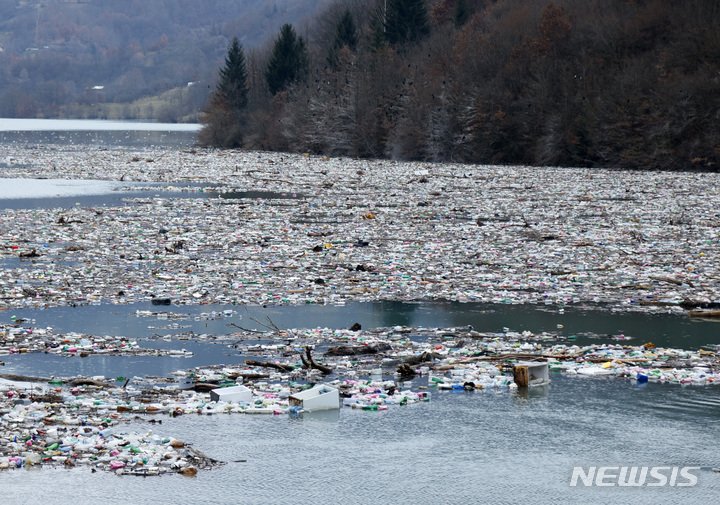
[4,143,720,476]
[209,385,252,403]
[1,145,720,313]
[0,320,718,475]
[512,361,550,387]
[0,323,191,358]
[288,384,339,412]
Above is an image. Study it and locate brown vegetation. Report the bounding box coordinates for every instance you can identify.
[203,0,720,170]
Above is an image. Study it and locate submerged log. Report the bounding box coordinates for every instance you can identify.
[402,351,441,366]
[244,360,294,372]
[324,343,392,356]
[689,309,720,319]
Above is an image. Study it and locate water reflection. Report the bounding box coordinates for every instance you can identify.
[514,383,551,401]
[0,184,304,210]
[0,129,198,148]
[289,409,341,423]
[5,300,719,350]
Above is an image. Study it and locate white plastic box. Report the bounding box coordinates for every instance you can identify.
[513,361,550,387]
[288,384,340,411]
[210,385,253,403]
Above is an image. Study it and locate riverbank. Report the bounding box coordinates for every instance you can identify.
[1,144,718,313]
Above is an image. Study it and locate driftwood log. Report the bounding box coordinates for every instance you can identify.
[324,343,392,356]
[396,363,416,378]
[244,360,294,372]
[31,392,64,403]
[0,373,50,382]
[689,309,720,319]
[402,351,441,366]
[67,378,113,388]
[225,372,269,381]
[185,383,219,393]
[19,249,41,258]
[301,347,332,374]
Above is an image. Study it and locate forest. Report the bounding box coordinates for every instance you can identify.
[0,0,328,121]
[200,0,720,170]
[1,0,718,170]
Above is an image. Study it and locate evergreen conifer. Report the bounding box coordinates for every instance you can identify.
[385,0,430,46]
[266,24,310,95]
[327,9,358,69]
[216,37,248,111]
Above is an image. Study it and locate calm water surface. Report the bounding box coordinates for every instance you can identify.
[0,178,300,209]
[0,118,199,148]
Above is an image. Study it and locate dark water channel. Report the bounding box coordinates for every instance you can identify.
[0,182,303,210]
[1,300,717,379]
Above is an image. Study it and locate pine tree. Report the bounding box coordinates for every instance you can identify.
[370,19,386,53]
[454,0,470,28]
[296,35,310,77]
[335,9,358,51]
[216,37,248,112]
[266,24,310,95]
[198,36,248,148]
[327,9,358,69]
[385,0,430,46]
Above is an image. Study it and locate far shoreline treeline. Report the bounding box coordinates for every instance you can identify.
[199,0,720,171]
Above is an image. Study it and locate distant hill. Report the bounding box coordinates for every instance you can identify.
[0,0,329,121]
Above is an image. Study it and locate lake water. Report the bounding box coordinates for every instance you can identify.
[2,373,719,505]
[1,300,718,380]
[1,120,719,504]
[0,118,199,148]
[0,178,300,209]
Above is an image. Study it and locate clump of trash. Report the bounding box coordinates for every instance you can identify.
[0,379,220,475]
[2,145,720,313]
[0,323,193,358]
[3,144,720,474]
[1,322,718,474]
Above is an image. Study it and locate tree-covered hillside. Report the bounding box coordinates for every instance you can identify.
[201,0,720,170]
[0,0,328,121]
